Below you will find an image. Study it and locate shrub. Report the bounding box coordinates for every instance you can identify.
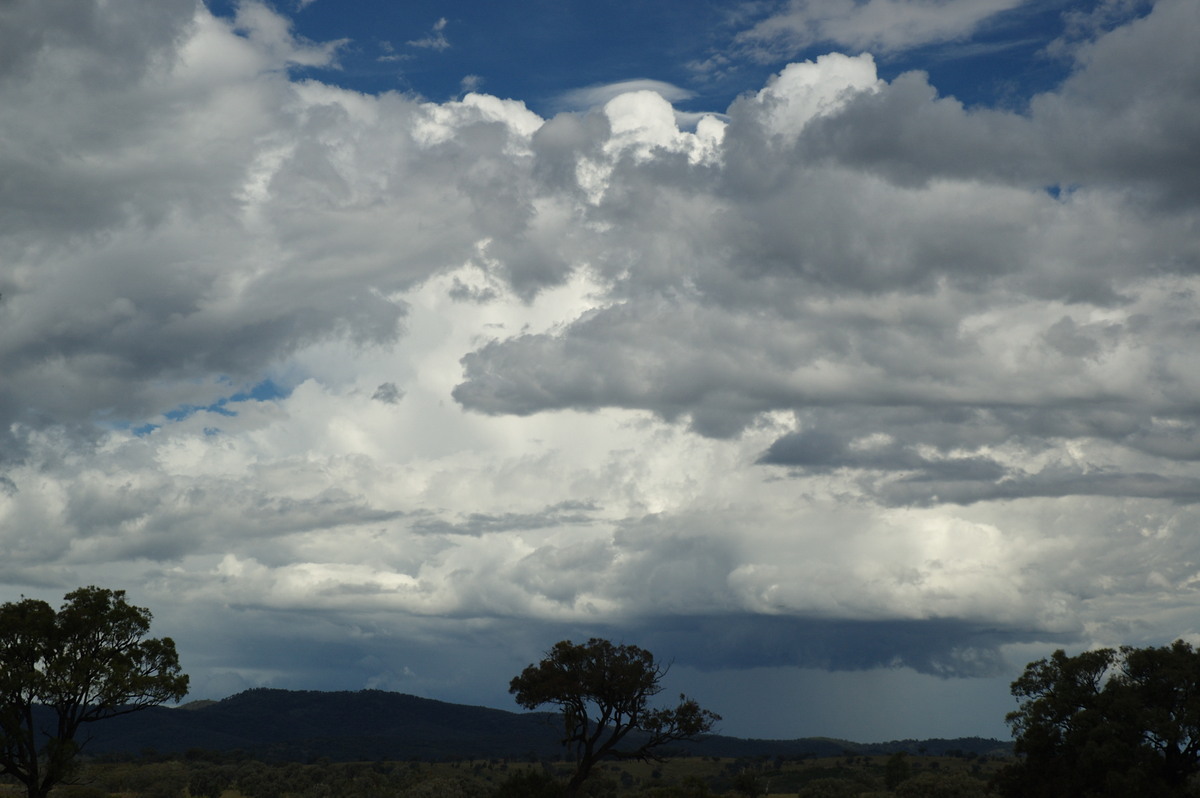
[491,768,563,798]
[796,778,860,798]
[895,770,994,798]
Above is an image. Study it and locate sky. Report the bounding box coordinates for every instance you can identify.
[1,0,1197,743]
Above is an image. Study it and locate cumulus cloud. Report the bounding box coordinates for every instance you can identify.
[0,3,543,456]
[2,0,1199,737]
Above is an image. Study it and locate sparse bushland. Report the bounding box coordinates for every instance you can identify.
[0,751,1004,798]
[491,767,563,798]
[894,769,996,797]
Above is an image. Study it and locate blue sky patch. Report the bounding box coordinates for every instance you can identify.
[154,379,293,426]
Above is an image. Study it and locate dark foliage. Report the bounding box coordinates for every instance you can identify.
[894,770,993,797]
[0,587,188,798]
[998,640,1200,797]
[490,768,563,798]
[731,771,765,797]
[510,639,720,797]
[885,750,912,790]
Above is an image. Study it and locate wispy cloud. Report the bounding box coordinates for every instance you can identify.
[553,79,696,112]
[407,17,450,51]
[733,0,1028,60]
[1044,0,1154,58]
[376,41,411,63]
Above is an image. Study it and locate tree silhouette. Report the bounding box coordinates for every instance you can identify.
[884,750,911,790]
[0,586,189,798]
[510,638,719,797]
[999,640,1200,797]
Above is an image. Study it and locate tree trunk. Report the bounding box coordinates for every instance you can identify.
[13,774,49,798]
[563,756,595,797]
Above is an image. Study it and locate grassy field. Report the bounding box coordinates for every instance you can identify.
[0,750,1007,797]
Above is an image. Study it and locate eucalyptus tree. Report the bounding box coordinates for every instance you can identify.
[510,637,719,797]
[1000,640,1200,797]
[0,586,189,798]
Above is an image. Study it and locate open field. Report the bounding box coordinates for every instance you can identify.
[2,751,1007,797]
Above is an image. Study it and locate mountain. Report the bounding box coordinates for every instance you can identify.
[83,689,564,762]
[77,688,1010,763]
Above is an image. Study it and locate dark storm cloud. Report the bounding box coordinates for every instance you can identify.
[758,428,1006,480]
[631,614,1059,678]
[463,612,1062,681]
[187,611,1053,708]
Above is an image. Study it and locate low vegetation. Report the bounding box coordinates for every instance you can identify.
[0,748,1008,798]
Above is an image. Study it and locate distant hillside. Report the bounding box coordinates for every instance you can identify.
[83,689,564,761]
[679,734,1012,760]
[77,688,1010,763]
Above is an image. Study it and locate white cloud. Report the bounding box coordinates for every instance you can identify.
[555,79,697,112]
[734,0,1028,59]
[747,52,882,141]
[407,17,450,51]
[231,1,347,68]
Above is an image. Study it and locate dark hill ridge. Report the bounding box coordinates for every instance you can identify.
[79,688,1010,762]
[86,689,565,762]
